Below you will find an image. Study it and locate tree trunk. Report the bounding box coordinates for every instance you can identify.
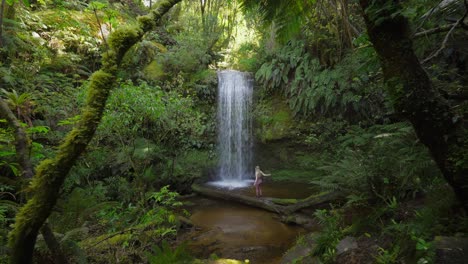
[359,0,468,210]
[0,99,67,262]
[7,1,181,263]
[40,223,68,264]
[0,98,34,179]
[191,183,343,214]
[0,0,5,48]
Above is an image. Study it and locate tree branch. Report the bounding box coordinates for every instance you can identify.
[413,23,457,38]
[421,6,468,64]
[412,0,446,37]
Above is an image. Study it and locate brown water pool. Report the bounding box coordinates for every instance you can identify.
[181,182,315,263]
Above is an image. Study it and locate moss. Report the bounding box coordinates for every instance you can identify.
[254,96,294,142]
[137,14,156,32]
[80,233,132,250]
[143,60,165,81]
[108,26,142,62]
[154,42,168,52]
[101,51,118,73]
[270,198,298,205]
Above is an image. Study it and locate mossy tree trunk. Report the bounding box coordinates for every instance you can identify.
[0,99,68,262]
[7,1,181,263]
[359,0,468,210]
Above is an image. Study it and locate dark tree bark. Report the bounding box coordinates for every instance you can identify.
[0,0,6,48]
[359,0,468,210]
[7,1,181,263]
[0,98,34,179]
[40,223,68,264]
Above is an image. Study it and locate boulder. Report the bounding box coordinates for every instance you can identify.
[336,236,358,255]
[335,236,379,264]
[281,233,320,264]
[433,236,468,264]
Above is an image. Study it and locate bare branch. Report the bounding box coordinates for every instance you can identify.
[412,0,446,37]
[414,23,457,38]
[421,6,468,64]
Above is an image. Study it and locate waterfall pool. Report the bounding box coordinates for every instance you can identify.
[180,181,316,263]
[181,197,306,264]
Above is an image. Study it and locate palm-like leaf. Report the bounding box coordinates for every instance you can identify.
[240,0,315,42]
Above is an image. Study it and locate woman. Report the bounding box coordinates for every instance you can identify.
[254,165,271,197]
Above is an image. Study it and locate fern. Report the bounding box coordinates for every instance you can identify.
[145,241,194,264]
[312,123,441,202]
[255,39,385,119]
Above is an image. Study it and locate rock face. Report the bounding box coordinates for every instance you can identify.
[336,236,358,255]
[433,236,468,264]
[280,233,320,264]
[335,236,379,264]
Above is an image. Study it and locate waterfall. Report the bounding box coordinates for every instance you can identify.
[211,70,253,188]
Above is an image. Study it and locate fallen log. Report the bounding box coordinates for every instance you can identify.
[281,191,345,214]
[191,183,287,214]
[191,183,344,215]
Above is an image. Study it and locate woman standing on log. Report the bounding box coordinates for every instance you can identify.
[254,165,271,197]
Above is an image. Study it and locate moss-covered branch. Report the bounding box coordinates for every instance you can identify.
[8,1,181,263]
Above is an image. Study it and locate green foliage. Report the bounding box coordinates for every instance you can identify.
[145,240,194,264]
[51,184,109,232]
[240,0,307,42]
[0,122,18,179]
[147,185,182,208]
[375,245,401,264]
[311,123,441,202]
[228,42,264,72]
[255,39,383,119]
[313,209,346,263]
[161,33,213,75]
[175,149,216,178]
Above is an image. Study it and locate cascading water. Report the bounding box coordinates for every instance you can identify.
[209,70,253,189]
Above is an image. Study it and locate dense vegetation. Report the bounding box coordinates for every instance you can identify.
[0,0,467,263]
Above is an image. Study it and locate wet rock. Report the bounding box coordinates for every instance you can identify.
[335,248,374,264]
[281,233,320,264]
[335,237,379,264]
[433,236,468,264]
[336,236,358,255]
[237,246,268,253]
[280,213,320,229]
[177,215,193,228]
